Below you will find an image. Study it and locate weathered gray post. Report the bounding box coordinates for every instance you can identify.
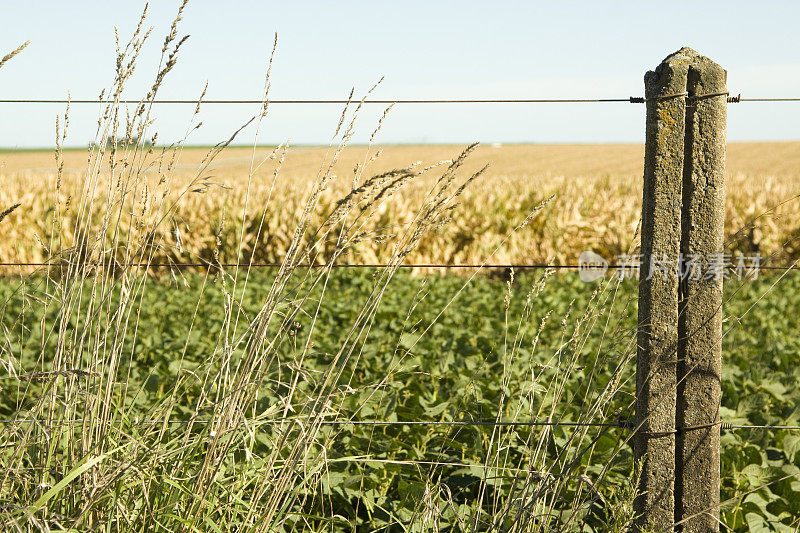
[636,48,686,529]
[636,47,726,532]
[675,53,726,533]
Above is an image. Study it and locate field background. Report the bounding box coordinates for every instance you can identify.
[2,142,799,271]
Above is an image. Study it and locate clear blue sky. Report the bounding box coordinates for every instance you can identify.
[1,0,799,147]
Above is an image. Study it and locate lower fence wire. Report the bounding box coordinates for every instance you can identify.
[3,419,797,476]
[0,418,797,431]
[0,262,798,270]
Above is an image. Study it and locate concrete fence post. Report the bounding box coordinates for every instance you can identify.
[636,47,726,532]
[676,53,726,533]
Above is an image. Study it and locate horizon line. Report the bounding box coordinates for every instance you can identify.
[2,139,800,153]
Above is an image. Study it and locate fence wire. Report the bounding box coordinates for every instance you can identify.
[1,417,798,432]
[0,94,796,105]
[0,261,797,271]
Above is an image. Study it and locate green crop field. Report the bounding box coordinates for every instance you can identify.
[2,268,799,530]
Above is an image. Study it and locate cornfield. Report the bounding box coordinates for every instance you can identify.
[2,142,799,273]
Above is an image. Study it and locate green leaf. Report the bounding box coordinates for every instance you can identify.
[399,332,422,351]
[25,451,111,516]
[783,435,800,463]
[760,380,787,399]
[744,511,771,532]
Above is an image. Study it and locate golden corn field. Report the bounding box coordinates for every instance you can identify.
[1,141,799,274]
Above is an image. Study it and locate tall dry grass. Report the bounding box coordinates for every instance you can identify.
[0,4,649,531]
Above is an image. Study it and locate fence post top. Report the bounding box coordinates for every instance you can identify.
[646,47,726,97]
[658,47,725,72]
[664,46,701,63]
